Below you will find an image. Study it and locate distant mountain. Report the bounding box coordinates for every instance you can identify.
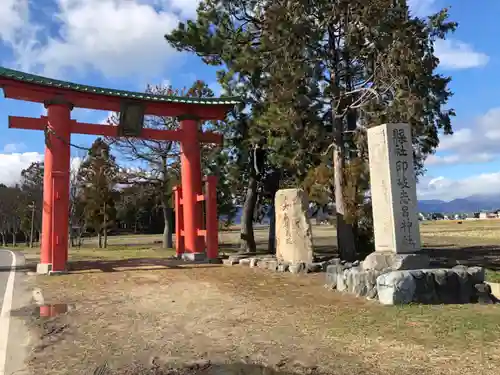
[418,194,500,213]
[226,195,500,220]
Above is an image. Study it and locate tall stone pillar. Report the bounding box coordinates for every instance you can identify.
[363,123,429,271]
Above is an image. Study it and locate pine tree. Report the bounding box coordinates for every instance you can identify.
[78,138,119,248]
[166,0,456,259]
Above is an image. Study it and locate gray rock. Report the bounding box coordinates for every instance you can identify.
[267,260,278,271]
[363,252,430,271]
[366,286,378,300]
[431,269,461,304]
[249,258,259,268]
[432,269,448,301]
[412,270,438,304]
[475,283,495,304]
[228,253,253,263]
[306,263,324,273]
[223,258,239,266]
[352,260,360,267]
[348,268,369,297]
[467,266,485,284]
[258,260,269,269]
[327,258,341,266]
[325,264,342,289]
[365,270,380,299]
[343,262,353,269]
[239,258,251,266]
[277,263,289,272]
[377,271,416,305]
[455,270,474,303]
[289,263,305,274]
[337,269,349,292]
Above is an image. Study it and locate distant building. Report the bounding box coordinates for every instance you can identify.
[479,211,498,219]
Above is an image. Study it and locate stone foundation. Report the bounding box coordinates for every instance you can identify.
[325,262,496,305]
[223,253,335,274]
[362,252,430,271]
[223,253,497,305]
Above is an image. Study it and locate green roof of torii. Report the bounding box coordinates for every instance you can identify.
[0,66,242,105]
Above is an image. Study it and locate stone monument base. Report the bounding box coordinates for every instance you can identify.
[362,252,430,271]
[325,262,496,305]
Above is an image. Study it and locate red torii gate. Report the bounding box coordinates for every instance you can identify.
[0,67,240,274]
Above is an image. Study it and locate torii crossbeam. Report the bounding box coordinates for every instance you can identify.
[0,67,241,274]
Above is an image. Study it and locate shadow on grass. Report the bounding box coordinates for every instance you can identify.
[111,361,327,375]
[0,258,222,273]
[424,245,500,270]
[66,258,221,273]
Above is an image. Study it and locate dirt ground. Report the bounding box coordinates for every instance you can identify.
[13,221,500,375]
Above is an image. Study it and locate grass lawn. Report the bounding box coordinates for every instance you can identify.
[11,220,500,375]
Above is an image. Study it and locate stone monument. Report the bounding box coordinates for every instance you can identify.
[325,123,490,305]
[275,188,313,265]
[363,123,430,271]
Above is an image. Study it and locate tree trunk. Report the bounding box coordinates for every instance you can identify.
[12,230,16,247]
[98,232,103,248]
[268,202,276,254]
[240,174,258,253]
[333,145,357,261]
[69,227,74,248]
[0,233,5,247]
[266,170,281,255]
[162,205,173,249]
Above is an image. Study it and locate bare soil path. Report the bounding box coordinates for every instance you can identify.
[16,262,500,375]
[10,221,500,375]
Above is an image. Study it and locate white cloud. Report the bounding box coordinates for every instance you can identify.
[426,152,495,166]
[2,0,202,79]
[406,2,489,71]
[418,172,500,201]
[408,0,437,17]
[427,108,500,167]
[70,156,84,173]
[0,0,31,43]
[434,39,490,70]
[0,152,87,186]
[0,152,44,186]
[3,143,26,153]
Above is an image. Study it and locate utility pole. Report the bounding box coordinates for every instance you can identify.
[29,201,35,248]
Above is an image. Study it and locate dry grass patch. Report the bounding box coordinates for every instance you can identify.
[20,263,500,375]
[15,221,500,374]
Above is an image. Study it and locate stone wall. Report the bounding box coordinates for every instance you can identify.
[222,254,498,305]
[325,262,494,305]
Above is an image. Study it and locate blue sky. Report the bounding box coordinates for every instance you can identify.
[0,0,498,201]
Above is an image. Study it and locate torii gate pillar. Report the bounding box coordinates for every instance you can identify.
[179,118,205,258]
[38,101,72,274]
